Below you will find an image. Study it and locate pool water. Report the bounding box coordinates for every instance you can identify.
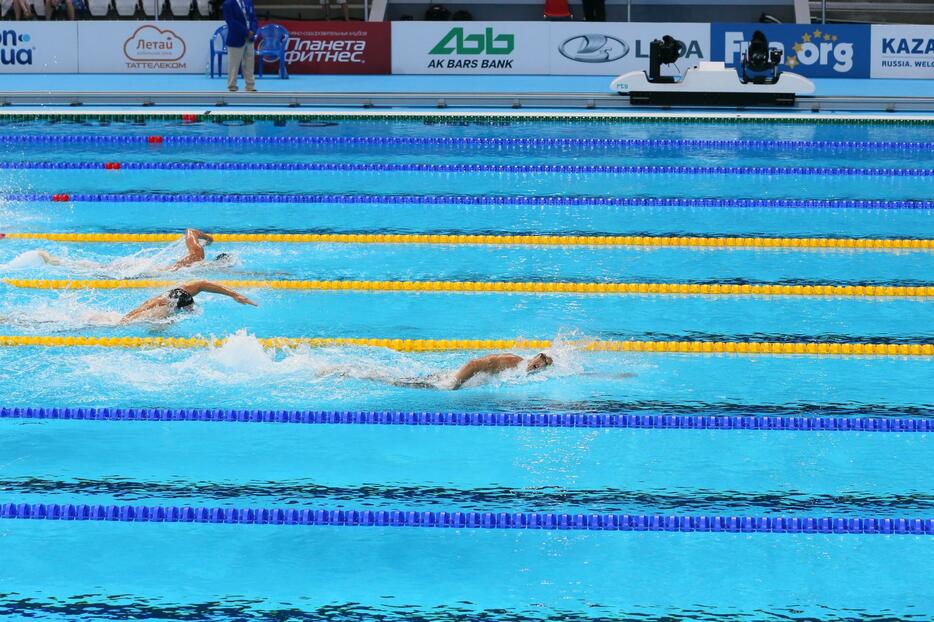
[0,114,932,621]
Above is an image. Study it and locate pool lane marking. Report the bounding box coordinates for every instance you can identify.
[2,502,930,535]
[5,279,934,298]
[2,232,933,250]
[0,335,932,356]
[4,192,932,210]
[3,407,930,432]
[2,135,933,150]
[3,160,933,177]
[4,109,934,124]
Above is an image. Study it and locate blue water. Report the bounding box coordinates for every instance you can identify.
[0,116,932,620]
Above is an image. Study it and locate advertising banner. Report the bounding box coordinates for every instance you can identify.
[870,25,934,79]
[391,21,549,75]
[77,21,221,73]
[0,23,78,74]
[262,21,390,74]
[549,23,709,76]
[711,23,871,78]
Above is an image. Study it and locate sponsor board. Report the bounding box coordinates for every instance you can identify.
[0,23,78,73]
[871,25,934,78]
[549,23,709,76]
[78,21,221,73]
[261,20,390,74]
[711,23,870,78]
[392,22,549,74]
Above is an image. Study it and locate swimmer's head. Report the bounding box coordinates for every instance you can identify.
[526,353,553,372]
[167,287,195,310]
[213,252,233,266]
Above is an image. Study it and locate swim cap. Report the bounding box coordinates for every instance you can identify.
[167,287,194,309]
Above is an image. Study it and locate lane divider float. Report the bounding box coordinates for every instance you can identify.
[2,192,929,210]
[1,134,932,150]
[2,111,933,125]
[5,278,934,298]
[2,160,932,178]
[2,232,932,250]
[2,406,930,432]
[1,502,931,535]
[0,335,931,356]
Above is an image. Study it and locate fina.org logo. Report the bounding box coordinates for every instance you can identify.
[784,28,852,71]
[728,28,853,72]
[1,29,34,66]
[559,34,629,63]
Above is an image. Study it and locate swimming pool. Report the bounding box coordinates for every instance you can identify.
[0,111,932,620]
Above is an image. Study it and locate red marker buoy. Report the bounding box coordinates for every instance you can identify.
[181,114,197,122]
[147,135,164,144]
[104,162,121,170]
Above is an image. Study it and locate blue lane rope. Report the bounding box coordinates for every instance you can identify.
[3,192,930,210]
[1,407,929,432]
[2,161,931,178]
[1,502,930,535]
[1,134,932,152]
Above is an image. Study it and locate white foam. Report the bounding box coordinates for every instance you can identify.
[68,329,608,393]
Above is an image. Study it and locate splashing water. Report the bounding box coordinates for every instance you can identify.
[71,330,603,395]
[0,239,239,279]
[0,293,124,331]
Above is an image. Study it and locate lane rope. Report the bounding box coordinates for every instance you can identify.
[5,278,934,298]
[1,134,932,150]
[3,192,929,210]
[2,406,929,432]
[2,160,932,178]
[2,232,933,250]
[0,335,931,356]
[1,502,930,535]
[2,111,933,125]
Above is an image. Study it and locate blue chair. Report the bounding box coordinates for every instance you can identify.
[209,25,229,79]
[255,24,289,79]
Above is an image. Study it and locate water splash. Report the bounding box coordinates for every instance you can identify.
[0,239,239,279]
[0,293,124,331]
[70,330,605,394]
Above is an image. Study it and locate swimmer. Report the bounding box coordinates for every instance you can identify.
[32,229,230,273]
[372,352,554,390]
[449,352,553,389]
[120,280,257,323]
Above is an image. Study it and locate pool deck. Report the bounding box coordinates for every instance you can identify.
[3,74,933,96]
[1,74,932,116]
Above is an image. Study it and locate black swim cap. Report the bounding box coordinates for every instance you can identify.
[214,253,231,261]
[168,287,194,309]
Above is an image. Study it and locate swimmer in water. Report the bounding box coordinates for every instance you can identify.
[449,352,553,389]
[372,352,553,390]
[33,229,230,272]
[120,280,257,323]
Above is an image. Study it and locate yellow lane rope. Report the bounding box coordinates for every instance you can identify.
[4,278,933,298]
[0,335,931,356]
[3,232,933,250]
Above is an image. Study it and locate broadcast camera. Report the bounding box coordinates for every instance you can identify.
[741,30,784,84]
[648,35,685,83]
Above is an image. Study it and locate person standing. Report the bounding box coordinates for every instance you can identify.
[222,0,258,92]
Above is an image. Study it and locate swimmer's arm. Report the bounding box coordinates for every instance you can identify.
[180,280,258,306]
[36,250,62,266]
[451,354,522,389]
[120,296,162,323]
[187,229,214,246]
[171,229,209,270]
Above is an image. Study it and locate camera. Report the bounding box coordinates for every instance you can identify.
[741,31,784,84]
[648,35,685,83]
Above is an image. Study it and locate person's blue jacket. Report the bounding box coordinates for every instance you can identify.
[223,0,258,48]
